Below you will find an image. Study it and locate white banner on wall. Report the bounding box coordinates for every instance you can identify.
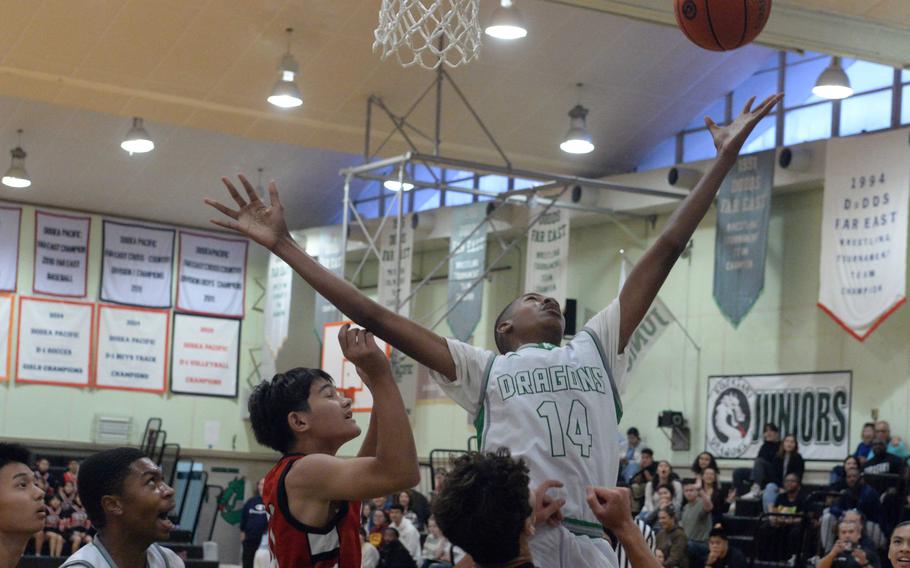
[171,313,240,397]
[101,220,176,308]
[176,231,248,318]
[16,297,93,387]
[706,371,851,461]
[377,216,413,317]
[321,321,391,413]
[818,129,910,340]
[95,305,170,393]
[33,211,91,298]
[264,253,293,357]
[0,207,21,292]
[525,208,570,307]
[0,294,12,381]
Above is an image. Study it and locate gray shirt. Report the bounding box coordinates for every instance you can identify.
[681,499,712,542]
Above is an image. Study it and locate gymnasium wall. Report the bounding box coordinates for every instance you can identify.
[0,205,268,453]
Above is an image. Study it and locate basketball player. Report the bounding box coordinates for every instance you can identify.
[61,447,184,568]
[251,325,419,568]
[206,92,782,567]
[0,443,45,568]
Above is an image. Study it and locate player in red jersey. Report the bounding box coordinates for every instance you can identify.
[251,325,419,568]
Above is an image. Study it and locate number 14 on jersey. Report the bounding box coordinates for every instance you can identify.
[536,399,593,458]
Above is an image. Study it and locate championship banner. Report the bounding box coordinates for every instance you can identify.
[101,220,176,308]
[95,305,170,393]
[525,207,569,307]
[176,231,248,318]
[264,253,293,356]
[16,297,93,388]
[619,255,675,377]
[33,211,91,298]
[171,313,240,398]
[713,151,774,325]
[706,371,851,460]
[0,207,21,292]
[819,129,910,340]
[446,205,488,342]
[309,226,345,340]
[378,216,413,317]
[0,295,12,381]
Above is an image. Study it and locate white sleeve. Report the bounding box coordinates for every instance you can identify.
[428,338,496,416]
[581,298,629,392]
[642,483,655,513]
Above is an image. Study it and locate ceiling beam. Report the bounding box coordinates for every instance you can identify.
[547,0,910,69]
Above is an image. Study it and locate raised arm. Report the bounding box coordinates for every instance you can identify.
[286,326,419,501]
[587,486,660,568]
[205,176,457,380]
[618,93,783,350]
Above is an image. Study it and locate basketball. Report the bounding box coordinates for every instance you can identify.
[674,0,772,51]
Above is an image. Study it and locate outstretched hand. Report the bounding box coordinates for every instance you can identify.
[204,175,291,250]
[706,93,783,158]
[338,324,390,387]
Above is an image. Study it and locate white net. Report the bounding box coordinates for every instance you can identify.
[374,0,482,70]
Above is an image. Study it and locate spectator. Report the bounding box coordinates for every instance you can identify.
[691,452,719,482]
[65,495,93,554]
[888,521,910,568]
[655,507,688,568]
[34,458,57,495]
[369,509,390,548]
[63,460,80,488]
[372,496,391,511]
[240,478,268,568]
[60,447,184,568]
[643,462,684,515]
[763,435,805,512]
[831,456,861,487]
[0,443,46,568]
[869,421,908,460]
[362,502,375,532]
[396,491,421,530]
[700,468,734,524]
[863,439,905,476]
[379,527,417,568]
[39,494,66,557]
[631,449,657,514]
[704,528,746,568]
[621,427,645,484]
[680,483,712,568]
[821,469,884,551]
[59,480,78,514]
[361,527,380,568]
[640,485,677,525]
[758,474,807,562]
[388,505,421,563]
[818,520,881,568]
[771,473,807,514]
[419,517,452,568]
[429,470,447,504]
[732,423,780,497]
[855,423,875,466]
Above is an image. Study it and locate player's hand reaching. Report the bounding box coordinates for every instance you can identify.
[706,93,783,158]
[586,486,635,533]
[338,324,391,388]
[205,175,292,251]
[532,480,565,527]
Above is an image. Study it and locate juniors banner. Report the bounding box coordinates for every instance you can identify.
[446,205,488,342]
[0,207,21,292]
[619,255,675,377]
[176,231,248,318]
[101,220,176,308]
[706,371,851,460]
[0,295,12,381]
[34,211,91,298]
[714,151,774,325]
[525,208,569,308]
[378,216,413,317]
[819,129,910,340]
[171,313,240,398]
[309,226,345,339]
[17,297,93,387]
[95,305,170,393]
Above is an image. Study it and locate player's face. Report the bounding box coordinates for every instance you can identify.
[116,458,176,542]
[889,525,910,568]
[499,293,564,348]
[0,463,45,535]
[304,379,360,443]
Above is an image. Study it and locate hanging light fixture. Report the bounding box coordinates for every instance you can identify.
[560,83,595,155]
[812,56,853,100]
[2,129,31,189]
[267,28,303,108]
[383,180,414,192]
[120,117,155,155]
[485,0,528,40]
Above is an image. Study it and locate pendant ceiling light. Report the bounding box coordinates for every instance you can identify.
[485,0,528,40]
[120,117,155,155]
[268,28,303,108]
[383,180,414,192]
[560,83,594,155]
[2,129,31,189]
[812,56,853,100]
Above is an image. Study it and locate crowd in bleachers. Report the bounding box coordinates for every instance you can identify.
[28,456,95,558]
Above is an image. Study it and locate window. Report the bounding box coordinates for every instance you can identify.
[443,169,476,206]
[355,199,380,219]
[902,87,910,125]
[841,90,892,136]
[784,103,831,145]
[733,70,777,117]
[742,116,776,154]
[638,136,676,171]
[844,59,894,93]
[477,175,509,201]
[683,130,715,163]
[785,55,829,106]
[413,189,440,212]
[687,97,726,130]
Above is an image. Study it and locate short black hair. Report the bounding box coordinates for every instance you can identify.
[709,527,728,540]
[248,367,333,453]
[493,298,520,354]
[388,504,404,513]
[641,448,654,457]
[384,527,399,539]
[764,423,779,433]
[863,422,875,429]
[659,505,677,519]
[627,427,640,437]
[433,449,532,564]
[78,447,147,529]
[0,443,31,471]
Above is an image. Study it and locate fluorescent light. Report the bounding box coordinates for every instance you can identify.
[384,180,414,192]
[812,57,853,100]
[120,117,155,154]
[485,0,527,40]
[560,104,594,154]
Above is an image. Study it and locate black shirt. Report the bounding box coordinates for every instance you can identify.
[379,540,417,568]
[709,546,747,568]
[758,441,781,462]
[240,496,269,545]
[863,453,905,476]
[774,490,808,513]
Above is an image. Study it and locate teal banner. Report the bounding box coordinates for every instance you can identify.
[446,205,489,342]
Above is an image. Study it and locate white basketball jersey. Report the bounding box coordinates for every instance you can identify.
[475,328,622,536]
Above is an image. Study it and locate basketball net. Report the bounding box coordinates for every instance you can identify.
[374,0,482,69]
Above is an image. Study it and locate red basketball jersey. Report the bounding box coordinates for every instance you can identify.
[262,454,362,568]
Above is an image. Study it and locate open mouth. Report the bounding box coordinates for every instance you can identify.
[157,510,175,530]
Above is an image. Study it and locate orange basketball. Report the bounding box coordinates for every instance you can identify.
[674,0,772,51]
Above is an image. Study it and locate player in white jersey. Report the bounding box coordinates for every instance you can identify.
[206,92,782,567]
